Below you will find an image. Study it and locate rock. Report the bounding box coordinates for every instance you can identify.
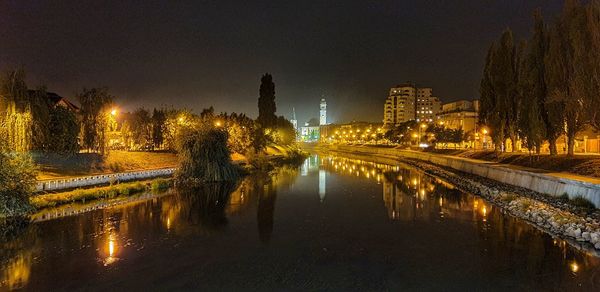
[582,232,591,241]
[574,228,582,238]
[596,242,600,250]
[591,233,600,244]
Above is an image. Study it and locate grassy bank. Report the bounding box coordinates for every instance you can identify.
[31,178,172,209]
[34,151,179,180]
[425,149,600,178]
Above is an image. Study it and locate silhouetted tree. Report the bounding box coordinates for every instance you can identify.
[47,106,79,155]
[518,10,548,154]
[151,108,166,150]
[257,73,276,128]
[77,87,113,155]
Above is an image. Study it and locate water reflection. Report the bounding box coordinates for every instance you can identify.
[1,155,600,290]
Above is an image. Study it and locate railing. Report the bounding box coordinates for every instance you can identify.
[36,168,176,192]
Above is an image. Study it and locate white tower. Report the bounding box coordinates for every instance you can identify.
[291,107,298,130]
[319,98,327,125]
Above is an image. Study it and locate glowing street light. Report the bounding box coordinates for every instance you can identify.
[110,108,117,116]
[215,120,223,127]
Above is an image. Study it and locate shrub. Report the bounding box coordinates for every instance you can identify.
[0,151,37,217]
[151,179,171,191]
[571,196,596,210]
[557,193,570,203]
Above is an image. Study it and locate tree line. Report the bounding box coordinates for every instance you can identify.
[480,0,600,156]
[0,69,296,157]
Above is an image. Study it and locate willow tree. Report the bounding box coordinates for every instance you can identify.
[77,88,113,155]
[0,69,32,152]
[176,122,240,183]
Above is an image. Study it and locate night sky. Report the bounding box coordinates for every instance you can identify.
[1,0,563,124]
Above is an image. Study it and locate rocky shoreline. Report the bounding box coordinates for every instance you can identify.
[403,158,600,254]
[323,148,600,255]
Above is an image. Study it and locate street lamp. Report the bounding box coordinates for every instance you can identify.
[110,108,117,116]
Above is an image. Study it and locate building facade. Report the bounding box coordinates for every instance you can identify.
[436,99,480,133]
[383,84,416,126]
[416,88,441,122]
[383,83,441,126]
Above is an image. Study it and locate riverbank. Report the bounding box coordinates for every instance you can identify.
[31,178,172,209]
[426,149,600,179]
[317,145,600,253]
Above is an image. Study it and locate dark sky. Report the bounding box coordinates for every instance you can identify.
[0,0,563,124]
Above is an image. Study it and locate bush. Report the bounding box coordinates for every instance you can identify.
[0,151,37,218]
[151,179,171,191]
[557,193,570,203]
[570,196,596,209]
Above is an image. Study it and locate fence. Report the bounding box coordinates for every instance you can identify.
[36,168,176,192]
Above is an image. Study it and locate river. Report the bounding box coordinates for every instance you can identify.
[1,154,599,290]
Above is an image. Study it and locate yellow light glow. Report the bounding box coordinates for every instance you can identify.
[482,129,488,135]
[110,109,117,116]
[109,240,115,257]
[215,120,222,127]
[571,261,579,273]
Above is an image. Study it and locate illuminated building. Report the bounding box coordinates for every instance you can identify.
[383,83,441,126]
[319,98,327,125]
[436,99,480,133]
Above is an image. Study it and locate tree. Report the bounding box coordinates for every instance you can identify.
[222,112,256,154]
[47,106,80,155]
[77,88,113,155]
[28,87,52,151]
[492,29,519,152]
[131,108,152,150]
[175,123,240,182]
[257,73,277,128]
[587,1,600,130]
[151,108,166,150]
[0,69,32,152]
[384,120,417,145]
[273,116,296,145]
[545,0,591,156]
[479,44,504,152]
[518,10,549,154]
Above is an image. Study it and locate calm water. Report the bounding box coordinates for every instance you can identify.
[2,154,600,291]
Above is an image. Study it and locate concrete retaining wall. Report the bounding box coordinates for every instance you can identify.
[36,168,176,192]
[327,145,600,208]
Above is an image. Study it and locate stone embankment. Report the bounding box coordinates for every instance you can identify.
[404,159,600,253]
[327,145,600,208]
[320,145,600,253]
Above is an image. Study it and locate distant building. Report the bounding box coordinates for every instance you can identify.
[291,107,298,131]
[27,90,79,112]
[436,99,480,133]
[415,88,441,123]
[319,98,327,125]
[383,83,416,126]
[383,83,441,126]
[300,119,320,142]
